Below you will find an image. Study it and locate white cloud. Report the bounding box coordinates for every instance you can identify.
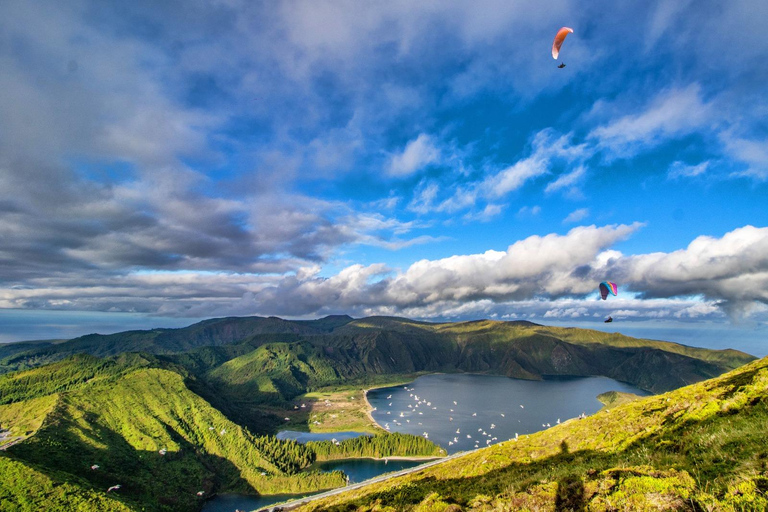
[387,134,441,177]
[5,224,768,325]
[463,204,505,222]
[667,161,710,180]
[481,129,587,198]
[483,155,548,198]
[517,205,541,217]
[408,182,441,214]
[416,129,592,217]
[563,208,589,224]
[545,165,587,195]
[607,225,768,318]
[589,84,713,156]
[721,134,768,181]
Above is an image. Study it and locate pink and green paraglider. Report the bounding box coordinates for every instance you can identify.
[599,281,618,300]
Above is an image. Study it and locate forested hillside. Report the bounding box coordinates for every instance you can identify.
[0,350,444,511]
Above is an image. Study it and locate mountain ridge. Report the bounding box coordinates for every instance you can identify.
[1,315,754,395]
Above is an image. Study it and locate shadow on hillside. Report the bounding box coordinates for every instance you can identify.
[555,441,585,511]
[186,377,285,434]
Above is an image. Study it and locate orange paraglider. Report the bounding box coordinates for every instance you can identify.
[552,27,573,60]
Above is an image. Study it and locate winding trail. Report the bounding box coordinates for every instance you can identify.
[256,449,474,512]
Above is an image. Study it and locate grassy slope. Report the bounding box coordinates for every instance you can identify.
[207,341,343,402]
[0,456,132,512]
[596,390,641,409]
[1,363,345,511]
[298,355,768,511]
[0,395,58,448]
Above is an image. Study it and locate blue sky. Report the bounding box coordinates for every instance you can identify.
[0,1,767,346]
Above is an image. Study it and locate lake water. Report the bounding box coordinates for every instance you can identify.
[201,459,431,511]
[203,373,647,511]
[367,373,649,454]
[201,492,313,512]
[314,458,435,484]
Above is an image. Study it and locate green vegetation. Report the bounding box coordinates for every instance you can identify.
[596,390,642,409]
[308,433,446,461]
[0,354,130,405]
[297,355,768,511]
[3,316,753,395]
[0,455,132,511]
[0,315,759,511]
[0,364,345,511]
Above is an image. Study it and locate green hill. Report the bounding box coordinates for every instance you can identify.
[197,318,754,409]
[0,357,346,511]
[297,354,768,511]
[3,317,754,396]
[0,315,761,511]
[5,315,750,439]
[1,316,754,440]
[0,315,356,374]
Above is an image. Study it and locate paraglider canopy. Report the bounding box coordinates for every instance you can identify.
[599,281,618,300]
[552,27,573,60]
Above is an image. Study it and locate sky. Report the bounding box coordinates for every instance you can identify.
[0,1,767,350]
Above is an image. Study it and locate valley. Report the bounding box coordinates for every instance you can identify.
[0,315,759,511]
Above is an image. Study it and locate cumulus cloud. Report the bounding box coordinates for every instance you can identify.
[247,225,768,323]
[605,225,768,319]
[4,224,768,325]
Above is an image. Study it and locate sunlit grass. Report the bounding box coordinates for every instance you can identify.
[298,356,768,511]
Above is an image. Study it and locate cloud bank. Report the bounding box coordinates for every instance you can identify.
[4,225,767,324]
[0,1,766,333]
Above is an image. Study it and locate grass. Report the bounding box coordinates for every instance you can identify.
[0,455,133,511]
[296,355,768,511]
[280,388,381,434]
[282,375,423,434]
[0,317,760,511]
[0,357,439,511]
[597,390,642,409]
[1,367,346,511]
